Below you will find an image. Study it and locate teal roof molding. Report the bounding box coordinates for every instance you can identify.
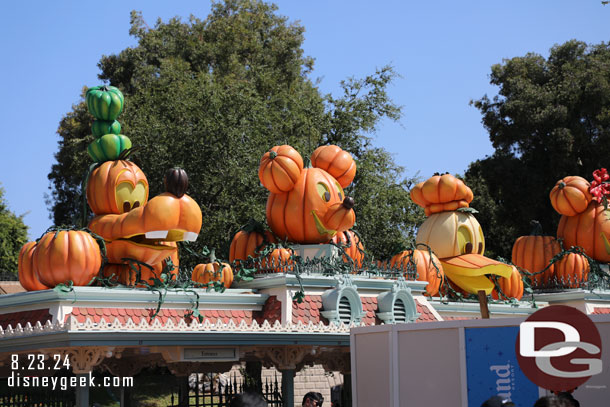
[321,275,366,325]
[376,278,420,324]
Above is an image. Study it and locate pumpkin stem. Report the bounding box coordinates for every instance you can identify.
[164,167,189,198]
[558,181,566,190]
[240,218,264,233]
[209,248,216,263]
[269,151,278,159]
[118,147,139,161]
[530,220,544,236]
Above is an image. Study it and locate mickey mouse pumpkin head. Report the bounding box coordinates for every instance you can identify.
[259,145,356,244]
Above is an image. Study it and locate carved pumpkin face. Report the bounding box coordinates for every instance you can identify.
[87,160,149,215]
[415,211,485,259]
[266,167,355,243]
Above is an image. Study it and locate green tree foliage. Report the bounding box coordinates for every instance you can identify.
[48,0,422,268]
[0,186,29,275]
[467,40,610,258]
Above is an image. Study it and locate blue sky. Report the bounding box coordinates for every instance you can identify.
[1,1,608,240]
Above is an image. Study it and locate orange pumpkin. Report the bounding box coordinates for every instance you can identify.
[259,248,293,273]
[331,230,365,268]
[266,167,355,243]
[102,260,178,288]
[86,160,149,215]
[389,249,444,296]
[87,161,202,281]
[18,242,50,291]
[557,201,610,263]
[258,145,304,194]
[491,266,524,300]
[446,278,470,298]
[512,226,560,288]
[33,230,102,287]
[229,229,276,263]
[150,246,179,283]
[192,250,234,288]
[103,243,179,286]
[410,173,473,216]
[102,239,177,265]
[310,145,356,188]
[555,252,589,288]
[549,176,592,216]
[88,193,202,248]
[102,264,133,284]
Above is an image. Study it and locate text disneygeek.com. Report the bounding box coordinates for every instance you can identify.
[8,372,134,391]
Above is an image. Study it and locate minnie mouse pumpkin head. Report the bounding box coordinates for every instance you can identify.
[259,145,356,244]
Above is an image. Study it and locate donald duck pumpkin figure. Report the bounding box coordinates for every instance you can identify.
[411,173,514,295]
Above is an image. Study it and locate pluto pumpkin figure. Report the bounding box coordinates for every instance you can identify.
[18,85,202,290]
[411,173,514,295]
[259,145,356,244]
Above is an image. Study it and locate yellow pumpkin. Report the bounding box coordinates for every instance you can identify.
[415,211,485,259]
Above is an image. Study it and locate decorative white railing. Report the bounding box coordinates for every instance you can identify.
[0,316,360,339]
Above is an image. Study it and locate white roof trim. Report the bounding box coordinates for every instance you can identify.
[0,316,364,339]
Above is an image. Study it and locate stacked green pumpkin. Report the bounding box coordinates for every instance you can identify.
[86,85,131,162]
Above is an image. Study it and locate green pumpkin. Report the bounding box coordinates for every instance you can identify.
[87,134,132,162]
[91,120,121,137]
[86,85,124,121]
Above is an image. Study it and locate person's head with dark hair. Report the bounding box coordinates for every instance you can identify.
[302,391,324,407]
[533,395,573,407]
[481,395,515,407]
[556,392,579,407]
[229,391,268,407]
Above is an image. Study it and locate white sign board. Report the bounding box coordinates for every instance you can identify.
[182,347,238,361]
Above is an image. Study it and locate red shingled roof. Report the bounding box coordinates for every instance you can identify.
[592,307,610,314]
[415,300,439,322]
[361,296,383,325]
[291,296,439,325]
[65,307,254,326]
[443,316,480,321]
[292,295,325,324]
[255,295,282,325]
[0,309,52,329]
[0,295,439,330]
